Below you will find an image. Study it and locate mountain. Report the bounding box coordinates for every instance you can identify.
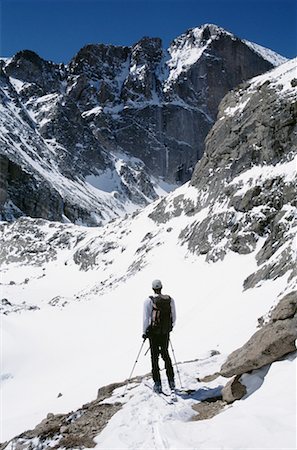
[0,24,287,225]
[1,58,296,449]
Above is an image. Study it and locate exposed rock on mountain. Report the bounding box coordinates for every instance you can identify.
[0,24,286,224]
[4,50,64,98]
[1,60,295,288]
[151,58,296,288]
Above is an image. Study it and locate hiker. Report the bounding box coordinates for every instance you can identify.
[142,279,176,393]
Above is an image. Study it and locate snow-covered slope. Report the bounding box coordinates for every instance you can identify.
[1,59,296,448]
[95,356,296,449]
[0,70,173,225]
[1,197,295,446]
[243,39,288,66]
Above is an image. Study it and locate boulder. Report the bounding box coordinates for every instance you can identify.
[220,292,297,378]
[192,399,226,421]
[270,291,297,321]
[222,375,247,403]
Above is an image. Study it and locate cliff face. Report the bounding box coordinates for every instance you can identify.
[0,24,286,224]
[189,58,297,284]
[150,58,297,288]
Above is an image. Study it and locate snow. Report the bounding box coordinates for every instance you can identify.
[94,357,296,449]
[86,169,123,194]
[1,187,296,446]
[8,77,28,94]
[153,178,177,196]
[251,57,297,97]
[81,106,103,117]
[224,97,250,117]
[130,63,147,82]
[164,24,287,91]
[230,156,297,196]
[222,58,297,120]
[164,27,209,89]
[243,40,288,66]
[94,363,212,449]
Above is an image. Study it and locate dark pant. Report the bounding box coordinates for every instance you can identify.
[149,333,174,384]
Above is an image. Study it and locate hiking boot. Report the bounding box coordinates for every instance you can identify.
[153,382,162,393]
[169,380,175,391]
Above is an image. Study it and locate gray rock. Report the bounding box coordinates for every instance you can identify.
[192,399,226,421]
[221,318,296,378]
[198,372,221,382]
[222,375,247,403]
[4,50,63,99]
[270,291,297,321]
[220,292,297,378]
[0,217,87,268]
[230,232,258,255]
[163,58,297,291]
[243,247,295,290]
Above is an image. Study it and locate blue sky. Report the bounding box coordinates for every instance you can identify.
[0,0,296,63]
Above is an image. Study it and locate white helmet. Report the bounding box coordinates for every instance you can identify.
[152,279,162,290]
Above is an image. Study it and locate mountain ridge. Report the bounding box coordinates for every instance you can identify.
[0,23,288,225]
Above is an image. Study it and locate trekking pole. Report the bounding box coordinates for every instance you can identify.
[122,338,147,397]
[169,339,183,388]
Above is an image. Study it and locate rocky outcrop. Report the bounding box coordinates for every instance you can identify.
[187,61,297,269]
[220,291,297,378]
[94,25,281,182]
[149,58,297,292]
[196,292,297,411]
[270,290,297,321]
[4,50,64,100]
[0,68,160,225]
[0,154,64,221]
[192,398,226,420]
[0,217,87,267]
[221,375,247,403]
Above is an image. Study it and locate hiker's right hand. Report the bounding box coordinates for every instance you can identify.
[142,333,147,340]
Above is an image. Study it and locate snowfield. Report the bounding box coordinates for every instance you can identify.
[1,192,296,447]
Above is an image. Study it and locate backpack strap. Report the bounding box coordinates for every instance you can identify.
[150,295,159,327]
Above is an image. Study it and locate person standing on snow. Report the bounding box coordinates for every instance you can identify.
[142,279,176,393]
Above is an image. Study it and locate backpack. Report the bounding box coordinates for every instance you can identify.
[150,294,173,334]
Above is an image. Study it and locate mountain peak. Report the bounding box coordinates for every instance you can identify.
[131,36,163,66]
[12,49,46,66]
[133,36,162,49]
[169,23,286,67]
[193,23,234,39]
[170,23,233,50]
